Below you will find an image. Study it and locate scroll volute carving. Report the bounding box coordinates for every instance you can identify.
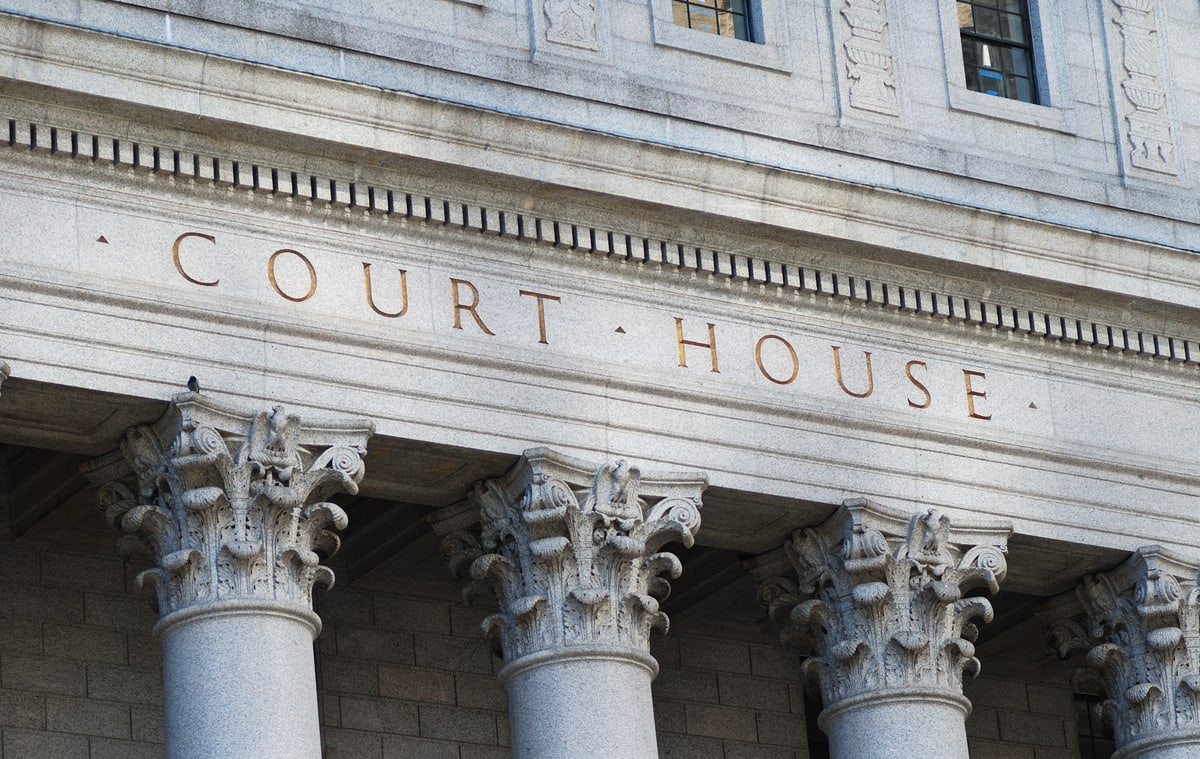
[87,393,373,620]
[751,499,1010,707]
[437,448,706,664]
[1051,547,1200,750]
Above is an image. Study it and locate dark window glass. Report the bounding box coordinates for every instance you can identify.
[958,0,1038,103]
[1075,694,1116,759]
[672,0,752,41]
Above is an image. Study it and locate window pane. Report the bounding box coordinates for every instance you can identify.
[973,9,1000,37]
[958,3,975,30]
[689,5,718,34]
[1000,12,1027,43]
[672,2,690,28]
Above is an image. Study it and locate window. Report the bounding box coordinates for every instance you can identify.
[958,0,1037,103]
[672,0,752,41]
[1075,694,1116,759]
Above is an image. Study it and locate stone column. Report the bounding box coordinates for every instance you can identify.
[748,498,1011,759]
[84,393,372,759]
[432,448,707,759]
[1047,547,1200,759]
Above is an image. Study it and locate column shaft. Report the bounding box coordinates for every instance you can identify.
[161,609,322,759]
[821,692,971,759]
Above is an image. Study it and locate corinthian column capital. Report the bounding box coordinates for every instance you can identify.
[435,448,707,667]
[749,498,1011,709]
[85,393,373,631]
[1048,547,1200,758]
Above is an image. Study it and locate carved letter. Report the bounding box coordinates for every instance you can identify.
[450,278,496,336]
[519,290,562,345]
[963,369,991,420]
[675,318,719,373]
[268,249,317,303]
[362,263,409,318]
[905,360,931,409]
[172,232,219,287]
[832,345,874,398]
[755,334,799,385]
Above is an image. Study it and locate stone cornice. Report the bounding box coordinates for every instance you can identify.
[83,393,374,631]
[1,13,1199,319]
[3,110,1199,373]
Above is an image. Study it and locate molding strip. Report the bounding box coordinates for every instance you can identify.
[4,116,1198,369]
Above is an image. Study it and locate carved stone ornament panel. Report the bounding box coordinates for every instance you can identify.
[1048,547,1200,755]
[84,393,373,623]
[542,0,600,50]
[748,499,1011,707]
[432,448,706,664]
[839,0,899,116]
[1108,0,1180,175]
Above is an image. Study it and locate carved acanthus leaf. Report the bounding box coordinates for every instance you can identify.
[751,499,1010,708]
[434,448,706,664]
[85,393,372,619]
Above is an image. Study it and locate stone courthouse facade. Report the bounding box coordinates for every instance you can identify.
[2,0,1200,757]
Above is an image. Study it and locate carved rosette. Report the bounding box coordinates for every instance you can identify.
[1109,0,1179,175]
[85,393,372,625]
[750,499,1010,709]
[1050,547,1200,754]
[840,0,899,116]
[436,448,706,665]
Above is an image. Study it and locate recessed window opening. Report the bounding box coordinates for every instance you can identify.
[958,0,1038,103]
[672,0,752,41]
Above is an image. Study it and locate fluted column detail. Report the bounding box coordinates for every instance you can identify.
[85,392,373,759]
[1048,546,1200,759]
[433,447,707,759]
[749,498,1010,759]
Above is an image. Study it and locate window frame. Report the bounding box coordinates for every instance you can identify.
[650,0,793,73]
[937,0,1074,132]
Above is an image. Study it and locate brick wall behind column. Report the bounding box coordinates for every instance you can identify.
[0,542,165,759]
[315,578,510,759]
[651,628,814,759]
[964,657,1080,759]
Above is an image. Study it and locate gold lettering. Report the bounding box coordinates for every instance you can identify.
[450,278,496,335]
[754,334,798,385]
[362,263,409,318]
[267,249,317,302]
[832,345,874,398]
[171,232,219,287]
[675,318,719,373]
[519,290,562,345]
[905,360,931,409]
[963,369,992,420]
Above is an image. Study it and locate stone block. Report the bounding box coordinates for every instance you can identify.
[378,664,456,705]
[338,694,420,736]
[0,583,84,625]
[718,672,791,712]
[43,624,127,665]
[83,591,157,632]
[678,636,752,674]
[965,676,1030,711]
[413,633,493,675]
[454,672,506,711]
[654,699,686,734]
[39,551,124,592]
[657,731,724,759]
[755,710,809,748]
[748,644,802,682]
[0,687,45,728]
[448,604,490,640]
[322,727,383,759]
[1026,683,1075,718]
[418,704,497,744]
[0,617,44,655]
[45,695,130,738]
[336,626,415,664]
[130,704,165,744]
[966,705,1000,740]
[125,633,162,670]
[315,588,375,628]
[375,596,452,635]
[85,664,163,706]
[0,545,41,584]
[88,738,165,759]
[684,703,757,742]
[459,746,511,759]
[653,667,719,703]
[2,654,87,696]
[2,728,89,759]
[969,739,1036,759]
[319,658,380,696]
[381,734,459,759]
[722,740,798,759]
[998,711,1068,748]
